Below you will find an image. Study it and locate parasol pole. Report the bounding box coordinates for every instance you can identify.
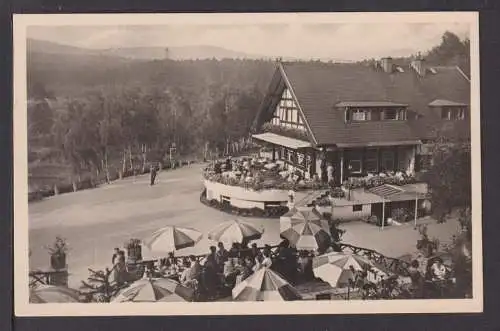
[381,197,385,230]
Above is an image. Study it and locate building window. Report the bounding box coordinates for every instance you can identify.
[345,107,407,122]
[349,160,362,173]
[441,107,466,120]
[381,150,395,171]
[353,204,363,212]
[383,108,398,120]
[365,149,379,173]
[397,147,410,172]
[370,109,382,121]
[398,109,407,120]
[347,151,362,173]
[282,148,289,161]
[352,109,367,121]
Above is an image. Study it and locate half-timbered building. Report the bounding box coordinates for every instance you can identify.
[252,58,470,184]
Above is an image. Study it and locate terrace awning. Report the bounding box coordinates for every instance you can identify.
[367,184,428,202]
[252,132,312,150]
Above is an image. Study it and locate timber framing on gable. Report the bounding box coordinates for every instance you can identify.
[253,62,318,146]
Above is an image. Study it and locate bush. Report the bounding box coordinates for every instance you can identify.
[391,207,415,223]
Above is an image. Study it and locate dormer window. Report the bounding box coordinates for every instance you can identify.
[342,102,408,123]
[429,100,467,121]
[441,106,466,120]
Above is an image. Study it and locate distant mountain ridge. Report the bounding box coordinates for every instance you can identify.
[27,38,349,62]
[28,38,272,61]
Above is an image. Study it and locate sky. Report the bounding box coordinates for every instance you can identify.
[27,21,470,61]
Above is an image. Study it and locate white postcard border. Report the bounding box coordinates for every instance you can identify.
[13,12,483,316]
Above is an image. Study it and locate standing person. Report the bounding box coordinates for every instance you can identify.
[327,162,334,186]
[111,247,120,265]
[150,164,158,186]
[204,247,218,299]
[216,242,229,268]
[287,189,296,210]
[250,243,261,261]
[114,250,127,286]
[320,157,328,183]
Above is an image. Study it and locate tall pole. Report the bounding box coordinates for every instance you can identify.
[381,198,385,230]
[340,150,344,185]
[414,192,418,228]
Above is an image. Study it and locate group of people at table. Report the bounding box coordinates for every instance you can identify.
[123,240,315,299]
[209,156,311,185]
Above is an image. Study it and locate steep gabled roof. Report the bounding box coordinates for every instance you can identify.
[264,61,471,145]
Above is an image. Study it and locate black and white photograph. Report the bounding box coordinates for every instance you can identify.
[14,12,482,315]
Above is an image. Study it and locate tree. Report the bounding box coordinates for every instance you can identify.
[80,267,125,302]
[425,31,470,76]
[421,138,472,298]
[423,138,471,222]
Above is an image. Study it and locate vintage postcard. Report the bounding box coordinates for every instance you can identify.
[14,12,482,316]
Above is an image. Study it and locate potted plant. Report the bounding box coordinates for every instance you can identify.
[124,238,143,263]
[47,236,68,270]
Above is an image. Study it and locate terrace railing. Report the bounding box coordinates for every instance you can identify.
[127,243,410,277]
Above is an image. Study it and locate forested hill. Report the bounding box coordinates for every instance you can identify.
[28,50,276,98]
[27,45,278,191]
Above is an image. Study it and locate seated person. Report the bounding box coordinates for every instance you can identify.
[229,242,240,259]
[180,256,202,287]
[408,260,424,298]
[142,265,154,279]
[236,258,254,283]
[250,243,262,261]
[223,258,238,288]
[297,251,314,282]
[244,256,255,272]
[430,258,448,281]
[253,251,273,272]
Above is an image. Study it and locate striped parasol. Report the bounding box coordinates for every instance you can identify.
[29,285,80,303]
[280,208,329,233]
[280,210,331,251]
[208,219,264,245]
[312,252,388,288]
[232,267,302,301]
[112,278,194,302]
[143,225,202,252]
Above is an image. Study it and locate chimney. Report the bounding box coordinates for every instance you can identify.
[411,55,426,77]
[380,57,394,73]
